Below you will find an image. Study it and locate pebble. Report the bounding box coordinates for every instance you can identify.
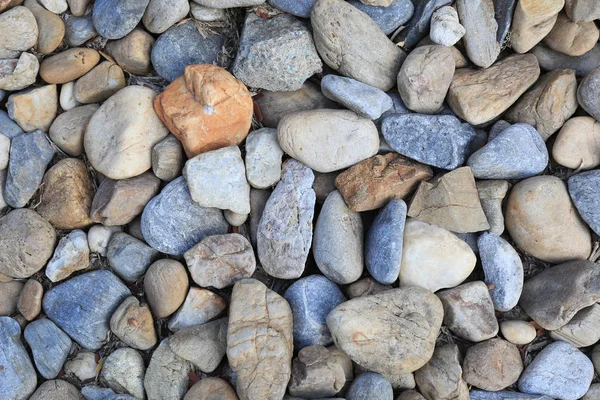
[544,12,599,57]
[477,180,509,235]
[7,84,57,132]
[249,188,269,247]
[84,85,169,180]
[101,348,145,399]
[29,380,81,400]
[505,175,591,263]
[311,0,405,91]
[185,233,256,289]
[0,317,37,399]
[25,0,64,54]
[346,372,392,400]
[532,43,600,76]
[144,259,188,319]
[519,260,600,330]
[143,0,189,34]
[152,135,184,181]
[168,287,226,332]
[46,230,90,283]
[321,75,392,119]
[257,159,315,279]
[511,0,564,54]
[396,0,448,49]
[578,66,600,122]
[24,318,72,379]
[88,225,122,256]
[17,279,43,321]
[184,378,238,400]
[64,352,98,381]
[519,341,593,400]
[233,13,322,92]
[223,210,247,227]
[0,109,23,138]
[245,128,283,189]
[348,0,414,35]
[64,14,97,46]
[39,48,100,84]
[0,6,38,59]
[105,29,154,75]
[400,219,476,292]
[154,64,252,157]
[0,280,22,316]
[144,339,191,400]
[0,209,57,279]
[500,320,537,345]
[59,81,79,110]
[288,345,345,398]
[314,191,364,284]
[92,0,149,40]
[553,117,600,169]
[74,61,126,104]
[106,233,158,282]
[168,317,228,373]
[227,279,293,400]
[566,0,600,22]
[506,69,578,140]
[110,296,157,350]
[190,3,227,22]
[284,275,346,349]
[336,153,432,212]
[49,104,98,156]
[549,304,600,347]
[414,344,469,400]
[448,54,540,125]
[43,270,131,349]
[463,338,523,391]
[151,20,226,82]
[0,52,38,91]
[569,170,600,235]
[456,0,499,68]
[430,6,465,46]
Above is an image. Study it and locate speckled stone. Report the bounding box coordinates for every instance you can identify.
[346,372,393,400]
[107,233,159,282]
[24,318,72,379]
[0,316,37,399]
[321,74,393,119]
[92,0,150,40]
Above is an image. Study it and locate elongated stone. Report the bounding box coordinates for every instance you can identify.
[0,317,37,400]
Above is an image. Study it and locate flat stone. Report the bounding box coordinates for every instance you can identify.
[29,380,81,400]
[400,219,476,292]
[519,341,593,400]
[101,348,145,399]
[414,344,469,400]
[0,6,38,59]
[143,0,189,34]
[17,279,43,321]
[0,52,38,91]
[184,378,238,400]
[49,104,98,157]
[245,128,283,189]
[348,0,414,35]
[553,116,600,169]
[105,28,154,75]
[168,287,226,332]
[73,61,126,104]
[107,233,159,282]
[550,304,600,347]
[25,0,64,54]
[430,6,466,46]
[0,317,37,399]
[500,320,537,345]
[477,180,509,235]
[565,0,600,22]
[46,230,90,283]
[544,12,599,56]
[532,43,600,76]
[494,0,517,44]
[7,84,57,132]
[110,296,157,351]
[578,66,600,122]
[0,280,22,316]
[88,225,122,256]
[257,159,315,279]
[511,0,564,53]
[92,0,149,40]
[64,14,97,46]
[64,352,98,381]
[321,75,392,120]
[168,317,227,373]
[152,135,184,182]
[40,48,100,84]
[144,339,191,400]
[43,270,131,349]
[463,338,523,391]
[456,0,499,68]
[24,318,72,379]
[346,372,392,400]
[396,0,449,49]
[144,259,188,319]
[569,170,600,236]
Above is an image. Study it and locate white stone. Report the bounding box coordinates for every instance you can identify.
[0,52,39,91]
[245,128,283,189]
[0,133,9,170]
[101,347,145,399]
[168,288,226,332]
[45,229,90,282]
[500,320,537,345]
[399,218,476,292]
[59,81,80,111]
[430,6,466,46]
[224,210,248,227]
[64,352,98,381]
[39,0,68,14]
[87,224,122,256]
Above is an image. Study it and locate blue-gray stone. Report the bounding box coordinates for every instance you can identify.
[532,43,600,77]
[494,0,517,45]
[43,270,131,350]
[65,15,98,46]
[346,372,393,400]
[5,130,55,208]
[151,20,226,82]
[81,385,118,400]
[519,341,594,400]
[321,75,393,119]
[455,232,480,255]
[141,176,229,256]
[488,119,511,142]
[568,170,600,236]
[467,123,548,179]
[0,317,37,400]
[0,110,23,138]
[577,66,600,121]
[349,0,414,35]
[93,0,150,40]
[470,390,553,400]
[284,275,346,349]
[0,90,4,102]
[365,200,407,285]
[24,319,72,379]
[396,0,449,49]
[107,232,159,282]
[381,113,479,170]
[267,0,315,18]
[478,232,523,312]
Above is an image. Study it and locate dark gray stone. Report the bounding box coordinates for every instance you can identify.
[381,113,479,170]
[0,110,23,138]
[24,319,72,379]
[65,15,98,46]
[569,170,600,236]
[141,176,229,256]
[0,317,37,400]
[532,43,600,76]
[467,123,548,179]
[366,200,407,285]
[5,130,55,208]
[93,0,150,40]
[268,0,315,18]
[347,372,393,400]
[470,390,553,400]
[107,232,159,282]
[577,66,600,121]
[43,270,131,350]
[488,120,511,142]
[396,0,449,49]
[321,75,393,119]
[284,275,346,349]
[349,0,414,35]
[151,20,226,81]
[249,188,270,248]
[518,341,593,400]
[493,0,517,45]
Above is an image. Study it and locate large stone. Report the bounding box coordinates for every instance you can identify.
[46,229,90,283]
[168,287,226,332]
[73,61,126,104]
[39,48,100,84]
[288,345,345,398]
[152,135,184,182]
[511,0,565,54]
[327,287,443,375]
[0,52,39,91]
[110,296,157,351]
[414,344,469,400]
[144,259,188,319]
[144,339,191,400]
[578,66,600,122]
[447,54,540,125]
[550,304,600,347]
[245,128,283,189]
[0,317,37,400]
[107,233,159,282]
[569,170,600,235]
[456,0,500,68]
[505,175,591,263]
[169,318,228,373]
[227,279,293,400]
[463,339,523,391]
[311,0,405,91]
[7,84,57,132]
[142,0,189,34]
[101,347,145,399]
[105,28,154,75]
[92,0,149,40]
[25,0,64,54]
[544,12,599,56]
[565,0,600,22]
[0,6,38,59]
[49,104,98,157]
[24,318,72,379]
[553,117,600,170]
[532,43,600,76]
[321,74,393,119]
[43,270,130,349]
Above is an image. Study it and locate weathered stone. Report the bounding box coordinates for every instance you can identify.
[25,0,64,54]
[144,339,191,400]
[49,104,98,157]
[0,52,38,91]
[142,0,189,34]
[110,296,156,351]
[500,320,537,345]
[101,347,145,399]
[74,61,126,104]
[511,0,565,54]
[184,378,238,400]
[565,0,600,22]
[24,318,72,379]
[477,180,509,235]
[414,344,469,400]
[105,29,154,75]
[7,84,57,132]
[463,339,523,391]
[395,0,449,49]
[456,0,500,68]
[107,233,159,282]
[64,14,97,46]
[29,380,81,400]
[151,135,184,182]
[0,280,22,316]
[348,0,414,35]
[321,75,392,119]
[46,229,90,283]
[169,318,228,373]
[0,317,37,399]
[92,0,149,40]
[88,224,121,256]
[553,117,600,169]
[64,352,98,381]
[549,304,600,347]
[0,6,38,59]
[245,128,283,189]
[17,279,42,321]
[544,12,599,56]
[39,48,100,84]
[144,259,188,319]
[168,287,226,332]
[430,6,466,46]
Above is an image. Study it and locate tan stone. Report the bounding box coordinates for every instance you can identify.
[74,61,126,104]
[288,345,346,398]
[0,0,24,13]
[505,69,578,140]
[414,344,469,400]
[335,153,433,212]
[0,6,38,59]
[48,104,98,156]
[544,12,599,56]
[346,277,392,298]
[110,296,157,350]
[184,378,238,400]
[40,48,100,84]
[105,29,155,75]
[144,259,189,319]
[37,158,94,230]
[7,84,58,132]
[154,64,253,158]
[505,175,591,263]
[0,280,23,316]
[416,38,469,69]
[24,0,64,54]
[447,54,540,125]
[17,279,42,321]
[553,116,600,169]
[511,0,565,54]
[462,339,523,391]
[500,320,537,345]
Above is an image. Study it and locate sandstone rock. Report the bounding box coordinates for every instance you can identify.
[456,0,500,68]
[64,352,98,381]
[17,279,42,321]
[0,52,38,91]
[0,280,22,316]
[105,29,154,75]
[511,0,565,54]
[144,339,191,400]
[59,81,79,111]
[245,128,283,189]
[144,259,188,319]
[110,296,157,351]
[152,135,184,182]
[447,54,540,125]
[321,74,393,119]
[29,380,81,400]
[0,6,38,59]
[74,61,126,104]
[107,233,159,282]
[46,230,90,282]
[464,339,523,391]
[505,175,591,263]
[143,0,189,34]
[184,378,238,400]
[549,304,600,347]
[578,66,600,122]
[7,84,57,132]
[92,0,149,40]
[101,347,145,399]
[227,279,293,400]
[565,0,600,22]
[544,12,599,56]
[430,6,466,46]
[49,104,98,156]
[39,48,100,84]
[553,117,600,169]
[169,317,228,373]
[168,287,226,332]
[24,318,72,379]
[88,224,121,256]
[25,0,64,54]
[500,320,537,345]
[414,344,469,400]
[0,317,37,399]
[477,180,509,235]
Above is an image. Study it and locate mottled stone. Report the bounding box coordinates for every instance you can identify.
[24,319,72,379]
[414,344,469,400]
[0,110,23,138]
[190,3,226,22]
[430,6,465,46]
[7,84,57,132]
[144,339,191,400]
[17,279,42,321]
[288,345,345,398]
[169,317,228,373]
[107,233,159,282]
[152,135,184,182]
[101,348,145,399]
[578,66,600,123]
[110,296,156,351]
[321,75,392,119]
[144,259,188,319]
[46,229,90,283]
[347,277,392,298]
[550,304,600,347]
[511,0,564,54]
[0,6,38,59]
[544,12,599,56]
[49,104,98,157]
[168,287,226,332]
[456,0,499,68]
[463,339,523,391]
[92,0,150,40]
[0,52,39,91]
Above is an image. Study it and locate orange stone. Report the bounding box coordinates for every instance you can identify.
[154,64,253,157]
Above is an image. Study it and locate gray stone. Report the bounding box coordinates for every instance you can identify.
[257,159,315,279]
[190,3,226,21]
[478,232,523,312]
[24,318,72,379]
[249,188,270,248]
[101,348,145,399]
[381,114,479,170]
[284,275,346,349]
[92,0,149,40]
[365,200,406,285]
[532,43,600,76]
[233,13,322,92]
[0,6,38,59]
[488,120,511,142]
[107,233,159,282]
[430,6,466,47]
[569,170,600,236]
[477,180,509,235]
[494,0,517,45]
[141,176,229,256]
[396,0,449,49]
[64,14,97,46]
[151,20,226,82]
[192,0,264,7]
[29,380,82,400]
[467,123,548,179]
[167,287,226,332]
[414,344,469,400]
[346,372,393,400]
[578,66,600,122]
[0,109,23,139]
[348,0,414,35]
[288,345,346,398]
[321,75,393,119]
[142,0,189,34]
[549,304,600,348]
[267,0,315,17]
[470,390,552,400]
[168,317,227,373]
[152,135,184,182]
[245,128,283,189]
[43,270,131,350]
[566,0,600,22]
[519,341,593,400]
[0,317,37,399]
[144,339,191,400]
[457,0,499,68]
[81,385,118,400]
[4,129,55,208]
[46,229,90,283]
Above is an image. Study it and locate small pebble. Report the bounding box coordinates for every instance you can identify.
[49,104,98,156]
[39,47,100,84]
[144,339,192,400]
[25,0,65,54]
[456,0,499,68]
[168,287,226,332]
[184,378,237,400]
[110,296,157,351]
[553,116,600,170]
[500,320,537,346]
[29,380,81,400]
[0,6,38,59]
[17,279,43,321]
[107,232,159,282]
[414,344,469,400]
[74,61,126,104]
[288,345,346,398]
[396,0,448,49]
[144,259,189,319]
[549,304,600,347]
[190,3,227,21]
[64,352,98,381]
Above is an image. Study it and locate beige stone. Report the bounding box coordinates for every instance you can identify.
[39,48,100,84]
[0,52,39,91]
[7,84,57,132]
[0,6,38,59]
[105,29,155,75]
[456,0,500,68]
[110,296,157,350]
[184,378,238,400]
[144,259,189,319]
[414,344,469,400]
[0,280,23,316]
[553,116,600,169]
[288,345,345,398]
[48,104,98,156]
[565,0,600,22]
[16,279,42,321]
[549,304,600,347]
[24,0,64,54]
[477,180,510,235]
[416,37,470,69]
[544,12,599,56]
[151,135,185,181]
[74,61,126,104]
[463,339,523,391]
[500,320,537,345]
[511,0,565,54]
